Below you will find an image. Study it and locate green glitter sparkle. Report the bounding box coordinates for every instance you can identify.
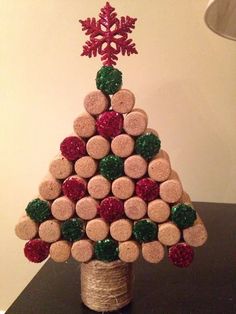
[96,66,122,95]
[171,203,197,229]
[25,198,51,223]
[133,219,157,243]
[135,133,161,160]
[94,238,119,262]
[99,155,124,181]
[61,218,85,242]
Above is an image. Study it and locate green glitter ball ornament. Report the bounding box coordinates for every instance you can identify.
[96,66,122,95]
[94,238,119,262]
[133,219,157,243]
[99,155,124,181]
[171,203,197,229]
[135,133,161,160]
[25,198,51,223]
[61,218,85,242]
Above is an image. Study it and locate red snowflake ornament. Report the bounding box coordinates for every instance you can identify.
[80,2,138,66]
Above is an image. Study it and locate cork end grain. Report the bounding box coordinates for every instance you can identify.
[39,220,61,243]
[86,135,110,160]
[123,111,148,136]
[142,241,165,264]
[84,91,109,115]
[71,239,94,262]
[51,196,75,221]
[75,156,97,178]
[112,176,135,200]
[158,222,181,246]
[73,113,96,138]
[87,175,111,199]
[15,215,38,240]
[39,176,61,200]
[111,89,135,113]
[119,241,140,263]
[86,218,109,241]
[110,219,133,242]
[50,240,71,262]
[49,155,73,179]
[124,196,147,220]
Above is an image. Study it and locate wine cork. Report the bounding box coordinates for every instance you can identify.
[119,241,140,263]
[87,175,111,199]
[49,155,73,179]
[123,111,148,136]
[124,196,147,220]
[39,175,61,200]
[86,218,109,241]
[49,240,71,262]
[110,219,133,241]
[84,90,109,115]
[147,199,170,223]
[183,214,208,247]
[111,134,134,158]
[159,170,183,203]
[111,89,135,113]
[86,135,110,160]
[142,241,165,264]
[158,222,181,246]
[73,113,96,138]
[15,215,38,240]
[71,239,94,262]
[76,196,98,220]
[132,108,148,120]
[148,150,171,182]
[75,156,97,178]
[51,196,75,221]
[124,155,147,179]
[112,176,135,200]
[144,128,159,137]
[39,219,61,243]
[178,191,192,204]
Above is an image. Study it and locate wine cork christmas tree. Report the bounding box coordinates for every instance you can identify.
[15,2,208,312]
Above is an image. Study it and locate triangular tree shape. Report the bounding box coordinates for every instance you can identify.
[15,2,208,311]
[15,75,207,267]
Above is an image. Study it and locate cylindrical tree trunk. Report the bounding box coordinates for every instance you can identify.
[81,260,133,312]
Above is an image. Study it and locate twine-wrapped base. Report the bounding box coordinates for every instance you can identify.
[81,260,133,312]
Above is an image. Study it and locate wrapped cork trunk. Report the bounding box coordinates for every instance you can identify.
[15,2,208,313]
[81,260,132,312]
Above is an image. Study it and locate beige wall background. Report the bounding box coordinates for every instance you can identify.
[1,0,236,310]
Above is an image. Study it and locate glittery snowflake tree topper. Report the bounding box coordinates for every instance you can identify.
[79,2,138,66]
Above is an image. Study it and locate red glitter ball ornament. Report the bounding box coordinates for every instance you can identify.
[96,111,123,139]
[135,178,159,201]
[99,196,124,223]
[62,176,86,202]
[168,242,194,268]
[24,239,50,263]
[60,136,86,161]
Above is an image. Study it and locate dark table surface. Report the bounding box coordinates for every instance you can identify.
[6,202,236,314]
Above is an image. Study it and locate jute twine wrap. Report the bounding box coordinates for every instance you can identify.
[81,260,133,312]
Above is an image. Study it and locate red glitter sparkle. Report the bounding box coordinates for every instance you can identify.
[168,242,194,268]
[24,239,50,263]
[96,110,123,139]
[136,178,159,201]
[62,176,86,202]
[80,2,137,66]
[60,136,86,161]
[99,196,124,223]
